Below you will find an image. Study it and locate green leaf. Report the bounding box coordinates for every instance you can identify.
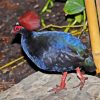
[75,14,83,23]
[64,0,85,15]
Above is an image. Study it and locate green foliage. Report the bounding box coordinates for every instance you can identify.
[40,0,87,35]
[63,0,87,34]
[41,0,54,14]
[64,0,85,15]
[75,14,83,23]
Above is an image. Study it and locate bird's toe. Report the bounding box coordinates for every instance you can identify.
[48,85,67,93]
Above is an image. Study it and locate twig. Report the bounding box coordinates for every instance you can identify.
[11,60,26,70]
[0,56,24,70]
[39,24,84,31]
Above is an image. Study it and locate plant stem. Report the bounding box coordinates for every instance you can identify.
[64,20,77,32]
[39,24,84,31]
[41,0,54,14]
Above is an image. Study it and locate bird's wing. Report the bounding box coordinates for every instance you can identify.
[41,47,84,72]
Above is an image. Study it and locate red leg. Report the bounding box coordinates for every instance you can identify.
[74,67,88,90]
[49,72,67,93]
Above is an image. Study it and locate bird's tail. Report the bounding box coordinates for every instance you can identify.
[83,55,96,72]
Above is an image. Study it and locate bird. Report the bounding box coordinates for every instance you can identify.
[12,11,96,93]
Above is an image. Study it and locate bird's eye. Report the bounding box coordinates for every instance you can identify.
[14,26,23,31]
[12,25,23,35]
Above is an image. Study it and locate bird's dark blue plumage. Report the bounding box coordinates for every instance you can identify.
[21,30,95,72]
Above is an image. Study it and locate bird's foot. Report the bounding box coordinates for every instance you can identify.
[48,84,67,93]
[73,77,88,90]
[74,67,88,90]
[49,72,67,93]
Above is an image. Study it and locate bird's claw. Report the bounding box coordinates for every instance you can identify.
[48,85,67,93]
[73,77,88,90]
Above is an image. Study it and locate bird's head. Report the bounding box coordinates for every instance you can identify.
[11,22,23,35]
[84,56,96,72]
[11,10,40,35]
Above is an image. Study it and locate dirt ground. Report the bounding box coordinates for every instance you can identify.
[0,0,91,91]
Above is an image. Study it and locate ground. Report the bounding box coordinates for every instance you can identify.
[0,72,100,100]
[0,0,91,91]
